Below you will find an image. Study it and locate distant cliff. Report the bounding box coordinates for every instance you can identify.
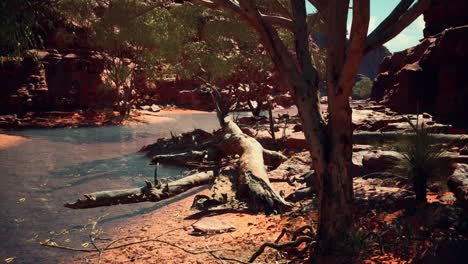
[313,35,391,81]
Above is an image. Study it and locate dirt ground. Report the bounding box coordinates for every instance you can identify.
[64,181,303,264]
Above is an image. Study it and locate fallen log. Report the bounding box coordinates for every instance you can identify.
[151,150,207,165]
[353,132,467,145]
[64,171,214,209]
[65,118,290,213]
[218,120,291,213]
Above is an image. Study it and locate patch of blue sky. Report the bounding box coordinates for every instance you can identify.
[306,0,426,52]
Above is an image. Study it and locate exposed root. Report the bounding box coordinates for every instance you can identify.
[248,225,316,263]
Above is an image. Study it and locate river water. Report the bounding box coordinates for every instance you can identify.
[0,112,219,263]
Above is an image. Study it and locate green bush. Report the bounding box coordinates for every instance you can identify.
[352,77,373,99]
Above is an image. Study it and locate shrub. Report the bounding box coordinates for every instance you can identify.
[352,77,373,99]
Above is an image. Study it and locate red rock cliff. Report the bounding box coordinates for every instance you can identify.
[371,0,468,124]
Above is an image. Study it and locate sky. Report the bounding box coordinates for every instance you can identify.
[306,0,426,53]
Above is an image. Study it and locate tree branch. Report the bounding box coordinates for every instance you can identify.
[364,0,431,54]
[271,0,292,19]
[197,0,242,14]
[261,14,294,31]
[325,0,350,94]
[307,0,327,13]
[290,0,321,90]
[198,0,295,31]
[339,0,370,97]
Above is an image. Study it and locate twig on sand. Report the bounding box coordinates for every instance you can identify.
[41,218,235,264]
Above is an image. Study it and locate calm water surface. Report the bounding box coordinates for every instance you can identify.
[0,112,219,263]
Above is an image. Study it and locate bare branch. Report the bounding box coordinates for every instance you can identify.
[291,0,319,78]
[369,0,414,36]
[339,0,370,96]
[307,0,327,13]
[261,14,294,31]
[365,0,431,54]
[249,236,313,262]
[271,0,292,19]
[197,0,242,14]
[198,0,294,31]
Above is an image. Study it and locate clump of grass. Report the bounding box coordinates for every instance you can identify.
[394,116,447,204]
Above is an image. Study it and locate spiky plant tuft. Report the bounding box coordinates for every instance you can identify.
[395,116,447,204]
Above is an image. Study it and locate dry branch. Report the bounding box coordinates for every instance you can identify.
[151,150,207,165]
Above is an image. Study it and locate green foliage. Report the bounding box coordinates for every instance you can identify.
[56,1,328,114]
[0,0,50,56]
[352,77,373,99]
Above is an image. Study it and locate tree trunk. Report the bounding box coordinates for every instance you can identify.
[413,167,428,204]
[319,94,354,254]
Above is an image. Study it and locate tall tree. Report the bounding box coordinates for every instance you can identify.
[194,0,431,257]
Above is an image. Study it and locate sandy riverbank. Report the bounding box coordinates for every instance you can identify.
[0,134,28,149]
[0,108,211,130]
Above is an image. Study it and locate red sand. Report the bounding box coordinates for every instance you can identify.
[65,181,303,264]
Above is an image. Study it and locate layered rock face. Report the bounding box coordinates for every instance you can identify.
[423,0,468,37]
[0,49,115,114]
[149,79,216,111]
[371,0,468,124]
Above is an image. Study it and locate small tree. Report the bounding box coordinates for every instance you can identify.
[352,76,373,99]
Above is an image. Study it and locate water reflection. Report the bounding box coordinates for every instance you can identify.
[43,153,187,193]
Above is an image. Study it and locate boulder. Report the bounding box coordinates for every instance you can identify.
[191,217,236,236]
[150,104,161,112]
[361,150,402,171]
[282,132,307,149]
[447,163,468,213]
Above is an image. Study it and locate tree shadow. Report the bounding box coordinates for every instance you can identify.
[185,208,257,220]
